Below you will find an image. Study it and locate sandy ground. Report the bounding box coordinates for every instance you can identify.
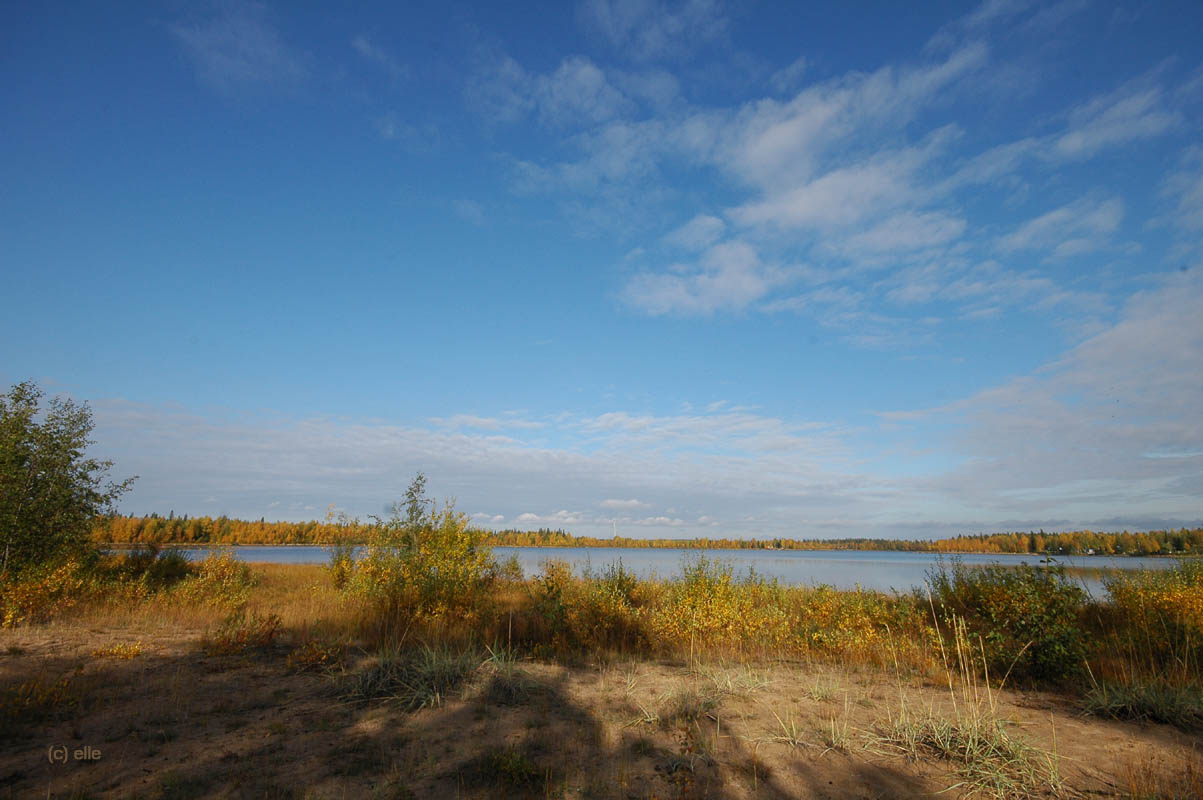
[2,618,1200,799]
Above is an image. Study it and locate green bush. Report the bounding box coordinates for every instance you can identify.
[927,560,1087,684]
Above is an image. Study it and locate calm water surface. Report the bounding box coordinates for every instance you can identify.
[169,545,1178,596]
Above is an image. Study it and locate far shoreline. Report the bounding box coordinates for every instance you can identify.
[100,541,1195,558]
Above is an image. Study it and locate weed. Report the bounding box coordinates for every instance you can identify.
[1,558,96,626]
[342,475,497,638]
[0,674,76,725]
[285,638,345,672]
[1121,751,1203,800]
[486,746,542,789]
[480,666,536,707]
[819,695,853,753]
[658,687,720,729]
[769,710,809,748]
[701,663,772,696]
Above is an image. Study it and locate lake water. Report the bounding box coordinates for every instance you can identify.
[165,545,1178,596]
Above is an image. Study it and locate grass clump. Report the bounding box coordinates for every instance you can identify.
[341,644,478,710]
[658,686,721,728]
[479,644,536,706]
[872,707,1057,799]
[459,746,550,798]
[1084,677,1203,731]
[285,637,346,673]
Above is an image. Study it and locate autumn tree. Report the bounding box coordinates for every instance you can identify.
[0,381,136,576]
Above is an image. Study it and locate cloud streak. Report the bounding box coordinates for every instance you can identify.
[170,2,305,93]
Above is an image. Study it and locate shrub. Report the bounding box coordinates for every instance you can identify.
[787,584,916,663]
[172,551,257,609]
[927,560,1087,684]
[648,557,790,655]
[106,546,194,592]
[0,558,97,627]
[1103,560,1203,672]
[343,474,498,630]
[528,559,575,644]
[328,542,356,590]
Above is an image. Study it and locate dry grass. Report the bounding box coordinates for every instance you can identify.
[1,560,1201,798]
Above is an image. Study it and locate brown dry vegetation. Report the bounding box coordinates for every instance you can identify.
[2,562,1202,799]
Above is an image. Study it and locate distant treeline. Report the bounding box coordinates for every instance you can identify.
[91,514,1203,557]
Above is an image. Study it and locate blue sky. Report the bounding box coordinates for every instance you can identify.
[3,0,1201,539]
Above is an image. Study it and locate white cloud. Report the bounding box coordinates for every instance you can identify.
[453,199,486,226]
[730,149,931,230]
[722,45,983,192]
[89,273,1203,540]
[634,516,689,526]
[516,510,584,525]
[1022,0,1089,33]
[170,2,304,93]
[663,214,725,250]
[535,57,634,127]
[578,0,726,61]
[352,35,407,80]
[837,211,966,256]
[614,68,681,109]
[428,414,544,430]
[1055,83,1180,160]
[622,240,786,314]
[467,55,632,129]
[941,138,1041,190]
[769,56,807,93]
[375,113,439,152]
[600,498,649,508]
[1162,148,1203,232]
[998,196,1123,254]
[919,271,1203,517]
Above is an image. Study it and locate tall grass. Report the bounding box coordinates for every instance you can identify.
[870,614,1062,799]
[1083,560,1203,729]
